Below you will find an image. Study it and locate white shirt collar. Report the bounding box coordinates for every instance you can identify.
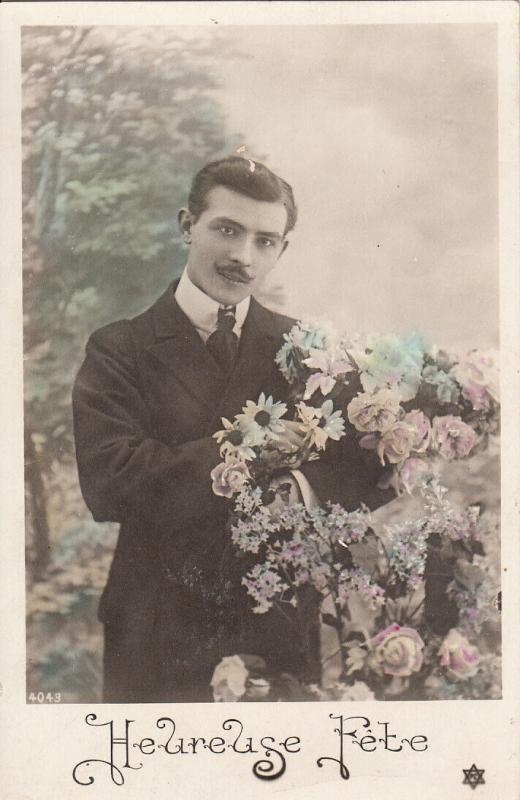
[174,268,251,340]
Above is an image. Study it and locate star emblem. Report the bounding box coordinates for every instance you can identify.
[463,763,485,790]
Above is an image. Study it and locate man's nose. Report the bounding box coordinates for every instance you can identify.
[229,235,254,268]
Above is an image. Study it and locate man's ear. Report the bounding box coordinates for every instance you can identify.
[178,208,192,243]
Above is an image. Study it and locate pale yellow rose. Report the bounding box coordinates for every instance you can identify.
[347,389,402,433]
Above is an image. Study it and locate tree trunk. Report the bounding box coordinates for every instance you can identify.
[24,428,50,581]
[295,585,322,682]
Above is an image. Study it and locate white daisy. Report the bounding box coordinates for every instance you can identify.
[235,393,288,446]
[296,399,346,450]
[213,417,257,461]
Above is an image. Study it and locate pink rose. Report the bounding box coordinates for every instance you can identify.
[452,351,499,412]
[376,421,416,465]
[397,457,430,494]
[462,383,490,411]
[369,623,424,677]
[431,415,478,460]
[402,410,431,453]
[211,458,250,498]
[347,389,402,433]
[438,629,479,679]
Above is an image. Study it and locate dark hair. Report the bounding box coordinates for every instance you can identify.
[188,156,297,234]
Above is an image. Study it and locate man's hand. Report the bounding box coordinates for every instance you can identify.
[258,420,309,472]
[278,420,307,450]
[265,472,303,513]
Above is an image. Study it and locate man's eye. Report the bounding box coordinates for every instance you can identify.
[258,237,274,248]
[219,226,235,237]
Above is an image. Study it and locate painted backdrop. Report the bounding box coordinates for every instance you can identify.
[23,24,499,701]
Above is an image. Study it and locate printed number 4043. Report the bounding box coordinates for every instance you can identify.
[28,691,61,703]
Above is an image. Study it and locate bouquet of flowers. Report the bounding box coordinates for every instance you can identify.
[209,321,500,701]
[212,322,498,498]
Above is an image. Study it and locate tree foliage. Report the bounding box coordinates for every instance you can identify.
[23,26,239,578]
[23,26,242,698]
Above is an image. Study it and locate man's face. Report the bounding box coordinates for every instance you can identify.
[179,185,288,306]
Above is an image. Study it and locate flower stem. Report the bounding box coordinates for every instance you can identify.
[273,600,297,628]
[407,595,425,621]
[328,583,351,682]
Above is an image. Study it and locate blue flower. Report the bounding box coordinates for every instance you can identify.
[357,333,427,402]
[422,365,460,404]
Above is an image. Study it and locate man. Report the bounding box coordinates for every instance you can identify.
[73,156,392,702]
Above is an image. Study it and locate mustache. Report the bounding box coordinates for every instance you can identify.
[216,264,253,283]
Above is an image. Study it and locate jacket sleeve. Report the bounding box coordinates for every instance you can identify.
[299,434,395,512]
[72,322,226,526]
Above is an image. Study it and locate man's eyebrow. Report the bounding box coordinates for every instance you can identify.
[257,230,283,242]
[211,217,283,241]
[211,216,245,230]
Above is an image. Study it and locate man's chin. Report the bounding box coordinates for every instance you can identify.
[212,276,253,305]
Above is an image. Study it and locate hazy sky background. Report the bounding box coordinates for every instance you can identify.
[212,24,498,349]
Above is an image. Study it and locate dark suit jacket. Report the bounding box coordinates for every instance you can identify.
[72,282,393,702]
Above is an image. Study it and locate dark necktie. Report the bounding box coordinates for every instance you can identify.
[206,305,239,373]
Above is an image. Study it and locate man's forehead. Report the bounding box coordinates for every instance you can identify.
[202,185,288,234]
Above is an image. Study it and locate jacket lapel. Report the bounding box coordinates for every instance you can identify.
[145,284,285,426]
[145,283,226,413]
